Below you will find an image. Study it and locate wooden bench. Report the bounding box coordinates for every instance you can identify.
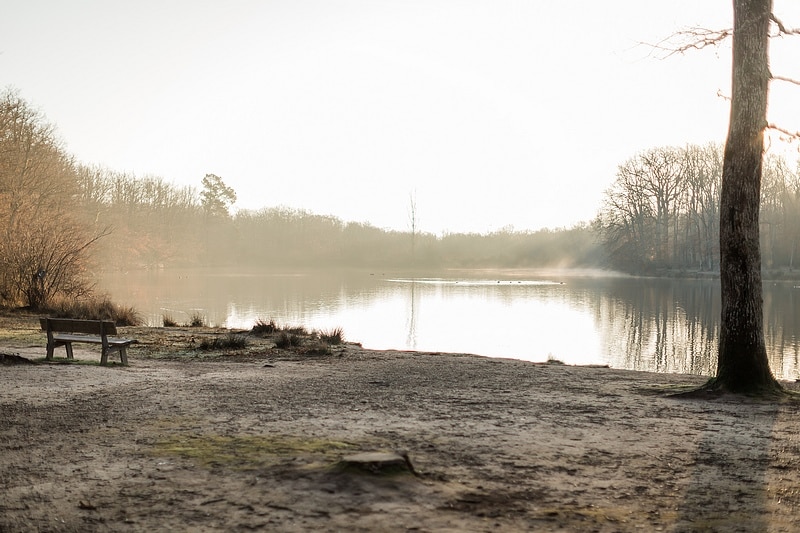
[40,318,138,365]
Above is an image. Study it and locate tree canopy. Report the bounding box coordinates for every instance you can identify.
[200,173,237,218]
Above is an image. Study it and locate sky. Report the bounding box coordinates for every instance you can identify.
[2,1,799,235]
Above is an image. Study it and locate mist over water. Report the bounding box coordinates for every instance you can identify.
[96,268,800,381]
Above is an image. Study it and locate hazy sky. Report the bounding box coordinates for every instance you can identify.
[2,1,799,234]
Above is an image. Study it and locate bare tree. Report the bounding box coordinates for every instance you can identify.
[654,1,797,393]
[408,191,418,265]
[598,156,656,270]
[0,89,107,308]
[759,154,792,268]
[712,0,781,393]
[598,146,692,271]
[682,144,722,271]
[780,164,800,269]
[638,147,686,266]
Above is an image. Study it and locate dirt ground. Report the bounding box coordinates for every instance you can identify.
[2,314,800,532]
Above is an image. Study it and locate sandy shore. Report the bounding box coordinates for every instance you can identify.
[2,320,800,532]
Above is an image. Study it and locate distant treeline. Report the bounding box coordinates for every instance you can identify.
[595,143,800,276]
[77,163,603,269]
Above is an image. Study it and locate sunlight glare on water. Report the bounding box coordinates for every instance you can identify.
[377,278,602,365]
[212,275,602,365]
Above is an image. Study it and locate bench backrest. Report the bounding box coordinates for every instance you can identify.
[40,318,118,336]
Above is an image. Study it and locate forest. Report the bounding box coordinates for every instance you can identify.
[595,143,800,275]
[2,88,799,308]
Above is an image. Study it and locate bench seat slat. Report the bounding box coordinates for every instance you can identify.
[51,334,138,346]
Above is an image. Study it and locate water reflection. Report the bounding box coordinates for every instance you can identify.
[95,268,799,380]
[406,280,418,350]
[597,278,719,376]
[764,285,800,379]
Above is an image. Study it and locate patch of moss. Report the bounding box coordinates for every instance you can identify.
[153,433,357,470]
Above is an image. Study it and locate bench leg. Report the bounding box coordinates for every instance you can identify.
[65,343,74,360]
[46,343,54,360]
[101,347,129,365]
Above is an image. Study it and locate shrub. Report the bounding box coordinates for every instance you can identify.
[163,314,179,327]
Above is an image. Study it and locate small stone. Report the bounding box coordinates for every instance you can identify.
[337,452,416,476]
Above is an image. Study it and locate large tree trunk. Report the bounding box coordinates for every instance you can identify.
[712,0,781,393]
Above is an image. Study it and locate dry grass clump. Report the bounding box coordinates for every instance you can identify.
[187,311,207,328]
[196,333,249,351]
[251,318,277,335]
[160,311,207,328]
[48,296,141,326]
[299,341,332,356]
[317,327,344,345]
[275,331,303,349]
[251,319,307,336]
[267,324,345,355]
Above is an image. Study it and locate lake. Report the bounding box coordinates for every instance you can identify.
[95,267,800,380]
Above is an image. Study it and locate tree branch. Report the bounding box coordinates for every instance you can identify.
[647,27,732,57]
[770,14,800,36]
[767,123,800,141]
[651,12,796,58]
[771,74,800,86]
[766,13,798,143]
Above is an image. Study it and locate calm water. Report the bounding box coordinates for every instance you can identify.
[95,268,800,380]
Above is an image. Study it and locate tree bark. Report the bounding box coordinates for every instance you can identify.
[713,0,781,393]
